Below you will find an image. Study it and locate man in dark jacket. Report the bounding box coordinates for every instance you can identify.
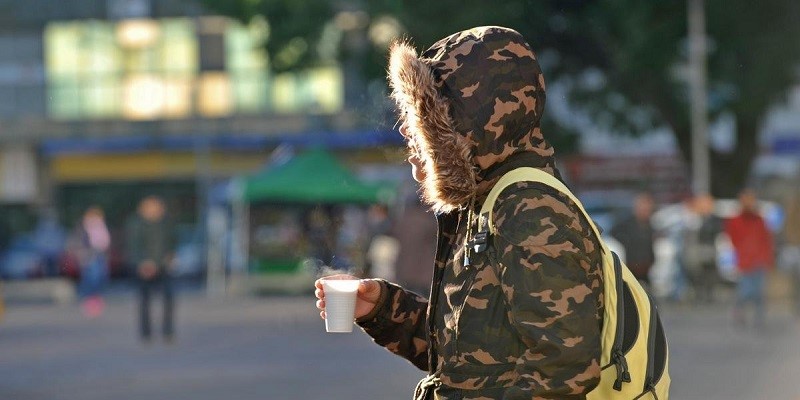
[127,196,177,343]
[611,192,656,287]
[316,27,604,400]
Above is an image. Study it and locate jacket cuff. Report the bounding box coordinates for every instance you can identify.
[355,279,390,325]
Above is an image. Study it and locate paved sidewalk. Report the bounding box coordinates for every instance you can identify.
[0,291,424,400]
[1,288,799,400]
[661,299,800,400]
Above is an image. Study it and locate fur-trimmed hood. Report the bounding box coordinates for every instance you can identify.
[389,26,560,213]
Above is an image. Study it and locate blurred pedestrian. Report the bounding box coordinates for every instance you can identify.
[315,27,608,398]
[780,187,800,318]
[366,234,399,281]
[666,196,694,303]
[365,204,398,280]
[611,192,657,289]
[681,194,723,304]
[391,196,436,295]
[367,204,392,239]
[68,206,110,318]
[725,188,775,328]
[127,196,177,343]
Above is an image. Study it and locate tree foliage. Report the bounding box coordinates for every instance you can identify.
[200,0,334,71]
[569,0,800,195]
[201,0,800,196]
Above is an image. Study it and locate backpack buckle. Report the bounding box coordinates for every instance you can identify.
[463,231,488,268]
[464,212,491,267]
[470,231,489,254]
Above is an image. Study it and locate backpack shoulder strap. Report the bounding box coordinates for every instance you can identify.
[477,167,606,253]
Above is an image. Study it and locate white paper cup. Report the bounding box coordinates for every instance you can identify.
[322,279,360,333]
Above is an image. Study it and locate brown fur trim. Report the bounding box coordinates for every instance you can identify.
[388,41,477,213]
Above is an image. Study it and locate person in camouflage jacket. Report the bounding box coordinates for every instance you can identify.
[316,26,604,400]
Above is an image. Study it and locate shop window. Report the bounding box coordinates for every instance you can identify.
[273,67,343,114]
[44,17,342,120]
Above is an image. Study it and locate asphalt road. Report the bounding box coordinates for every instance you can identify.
[1,286,799,400]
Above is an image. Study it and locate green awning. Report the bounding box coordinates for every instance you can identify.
[242,148,393,204]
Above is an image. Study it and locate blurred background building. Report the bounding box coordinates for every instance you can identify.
[0,0,377,217]
[0,0,406,285]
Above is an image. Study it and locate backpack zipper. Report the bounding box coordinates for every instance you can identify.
[632,290,661,400]
[427,214,450,373]
[610,252,631,391]
[632,385,659,400]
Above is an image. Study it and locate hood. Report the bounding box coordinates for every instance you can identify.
[389,26,560,213]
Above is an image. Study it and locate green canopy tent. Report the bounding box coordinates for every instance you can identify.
[226,148,396,293]
[242,148,393,204]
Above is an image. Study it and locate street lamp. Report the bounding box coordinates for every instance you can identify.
[688,0,711,195]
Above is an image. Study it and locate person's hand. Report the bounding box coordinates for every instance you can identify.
[138,260,158,279]
[314,274,382,321]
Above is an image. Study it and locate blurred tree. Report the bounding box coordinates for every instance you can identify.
[199,0,335,72]
[201,0,800,195]
[199,0,588,151]
[565,0,800,196]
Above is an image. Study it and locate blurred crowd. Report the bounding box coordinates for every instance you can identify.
[608,187,800,328]
[290,182,800,330]
[3,183,799,330]
[353,186,800,328]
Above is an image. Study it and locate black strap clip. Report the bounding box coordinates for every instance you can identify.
[470,231,489,254]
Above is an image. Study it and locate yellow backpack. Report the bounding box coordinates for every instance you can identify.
[475,167,670,399]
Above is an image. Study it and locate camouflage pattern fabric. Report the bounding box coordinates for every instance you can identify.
[358,26,605,399]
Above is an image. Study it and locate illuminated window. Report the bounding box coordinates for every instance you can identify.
[122,74,165,120]
[44,17,343,120]
[45,21,123,119]
[226,21,269,113]
[197,72,233,117]
[273,67,343,114]
[45,19,195,120]
[162,77,193,117]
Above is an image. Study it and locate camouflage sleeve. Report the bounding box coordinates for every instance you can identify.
[356,280,430,371]
[492,185,603,400]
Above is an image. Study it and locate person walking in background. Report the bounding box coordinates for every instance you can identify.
[666,196,694,303]
[365,204,398,280]
[127,196,177,343]
[726,188,775,328]
[780,187,800,318]
[68,206,111,318]
[391,196,436,295]
[611,192,657,289]
[682,194,723,304]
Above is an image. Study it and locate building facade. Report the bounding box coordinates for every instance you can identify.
[0,0,401,251]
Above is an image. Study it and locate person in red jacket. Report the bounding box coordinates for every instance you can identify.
[725,188,775,328]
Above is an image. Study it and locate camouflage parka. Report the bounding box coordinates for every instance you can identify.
[357,27,605,400]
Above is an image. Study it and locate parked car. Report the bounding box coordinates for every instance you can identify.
[0,234,43,279]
